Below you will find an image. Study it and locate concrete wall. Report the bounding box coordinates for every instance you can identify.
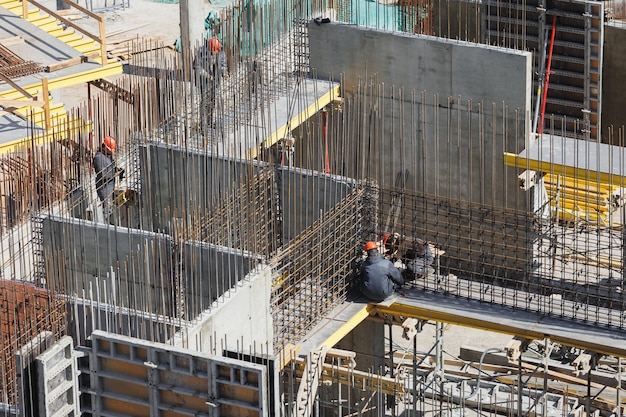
[336,318,385,373]
[175,265,273,353]
[42,216,175,316]
[140,143,269,233]
[601,23,626,142]
[183,240,262,317]
[280,167,359,241]
[308,22,531,209]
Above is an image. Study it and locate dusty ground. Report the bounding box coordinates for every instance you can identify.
[46,0,211,108]
[395,321,512,361]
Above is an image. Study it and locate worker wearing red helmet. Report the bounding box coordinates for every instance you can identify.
[359,241,404,302]
[93,136,124,223]
[193,36,227,130]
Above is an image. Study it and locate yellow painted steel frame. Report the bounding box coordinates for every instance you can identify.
[306,300,626,359]
[375,302,626,358]
[504,152,626,188]
[247,84,341,159]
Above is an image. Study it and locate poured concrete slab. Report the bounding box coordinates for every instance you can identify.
[0,5,123,94]
[0,112,44,143]
[506,134,626,186]
[298,285,626,358]
[222,78,340,159]
[382,288,626,358]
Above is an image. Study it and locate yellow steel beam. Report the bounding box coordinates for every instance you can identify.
[0,118,90,154]
[0,61,122,100]
[373,302,626,358]
[315,303,375,351]
[247,84,340,160]
[504,152,626,188]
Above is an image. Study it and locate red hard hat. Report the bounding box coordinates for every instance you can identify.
[103,136,116,153]
[209,37,221,53]
[364,241,378,251]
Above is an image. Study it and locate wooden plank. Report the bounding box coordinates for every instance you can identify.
[0,36,24,46]
[45,56,86,72]
[0,98,47,108]
[294,359,405,396]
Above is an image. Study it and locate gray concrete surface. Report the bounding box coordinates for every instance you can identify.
[139,143,269,233]
[280,166,359,241]
[308,22,532,210]
[42,215,176,315]
[176,264,273,353]
[183,240,262,317]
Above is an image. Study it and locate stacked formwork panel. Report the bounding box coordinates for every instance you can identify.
[0,281,65,406]
[483,0,603,139]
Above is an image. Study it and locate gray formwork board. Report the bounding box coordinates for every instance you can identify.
[35,336,79,417]
[139,143,270,234]
[280,166,359,241]
[15,331,55,417]
[308,22,532,210]
[87,330,269,416]
[42,215,175,316]
[183,240,263,318]
[67,298,180,347]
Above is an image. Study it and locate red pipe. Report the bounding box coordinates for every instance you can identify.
[322,109,330,174]
[539,15,557,136]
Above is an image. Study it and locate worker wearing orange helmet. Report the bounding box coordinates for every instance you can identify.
[93,136,124,223]
[193,36,227,130]
[359,241,404,302]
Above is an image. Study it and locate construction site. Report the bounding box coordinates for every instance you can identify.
[1,0,626,413]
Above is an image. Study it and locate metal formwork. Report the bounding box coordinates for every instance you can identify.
[35,336,79,417]
[86,331,268,416]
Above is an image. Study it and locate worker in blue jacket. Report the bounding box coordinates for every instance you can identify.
[360,241,404,302]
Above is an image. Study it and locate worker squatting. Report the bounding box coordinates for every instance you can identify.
[359,234,435,302]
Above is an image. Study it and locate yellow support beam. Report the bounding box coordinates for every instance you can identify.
[315,303,374,352]
[373,302,626,358]
[247,84,340,160]
[0,118,91,154]
[504,152,626,188]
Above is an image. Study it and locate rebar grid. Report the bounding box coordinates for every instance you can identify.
[376,185,626,329]
[0,281,65,405]
[270,184,364,350]
[196,168,279,257]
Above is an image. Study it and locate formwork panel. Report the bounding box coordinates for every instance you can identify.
[15,331,55,417]
[35,336,79,417]
[87,331,268,417]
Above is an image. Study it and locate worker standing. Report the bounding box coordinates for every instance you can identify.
[193,36,227,130]
[93,136,123,223]
[359,241,404,302]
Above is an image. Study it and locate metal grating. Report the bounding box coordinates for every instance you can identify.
[270,183,364,351]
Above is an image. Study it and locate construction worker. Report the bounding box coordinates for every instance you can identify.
[193,36,227,130]
[93,136,123,223]
[359,241,404,302]
[400,236,435,280]
[382,232,401,259]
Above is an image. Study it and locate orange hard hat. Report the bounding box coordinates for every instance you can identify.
[103,136,116,153]
[208,37,221,53]
[364,241,378,251]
